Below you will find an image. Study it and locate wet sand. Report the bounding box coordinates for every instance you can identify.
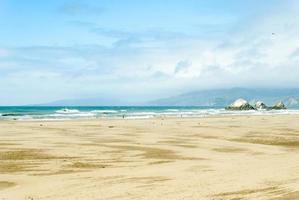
[0,115,299,199]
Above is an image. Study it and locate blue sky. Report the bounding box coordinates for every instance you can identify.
[1,0,299,105]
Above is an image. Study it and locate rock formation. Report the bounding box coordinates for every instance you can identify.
[271,101,287,110]
[255,101,268,110]
[225,99,255,110]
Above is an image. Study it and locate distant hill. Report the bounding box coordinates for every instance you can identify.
[147,88,299,108]
[34,97,126,106]
[34,88,299,108]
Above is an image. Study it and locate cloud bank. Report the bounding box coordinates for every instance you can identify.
[0,0,299,105]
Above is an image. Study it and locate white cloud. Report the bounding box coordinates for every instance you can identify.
[1,1,299,104]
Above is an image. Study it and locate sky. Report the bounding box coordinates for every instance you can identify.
[1,0,299,105]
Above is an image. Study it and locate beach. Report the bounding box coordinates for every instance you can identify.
[0,115,299,199]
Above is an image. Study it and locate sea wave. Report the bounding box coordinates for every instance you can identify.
[0,113,23,117]
[55,109,80,114]
[166,109,179,112]
[91,110,118,114]
[125,115,154,119]
[129,112,157,115]
[50,112,96,118]
[1,107,299,121]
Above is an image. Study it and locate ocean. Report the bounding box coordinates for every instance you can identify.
[1,106,299,120]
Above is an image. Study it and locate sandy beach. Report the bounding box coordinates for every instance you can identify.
[0,115,299,199]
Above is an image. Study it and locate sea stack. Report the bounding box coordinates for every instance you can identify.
[271,101,287,110]
[255,101,267,110]
[225,99,255,110]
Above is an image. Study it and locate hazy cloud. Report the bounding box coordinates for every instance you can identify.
[289,47,299,59]
[174,60,192,74]
[1,0,299,105]
[60,2,104,15]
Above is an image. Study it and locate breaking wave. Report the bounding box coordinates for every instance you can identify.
[1,107,299,121]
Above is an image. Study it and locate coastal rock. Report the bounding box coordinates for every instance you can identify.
[271,101,287,110]
[255,101,267,110]
[225,99,255,110]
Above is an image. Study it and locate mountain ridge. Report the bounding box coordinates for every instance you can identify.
[32,88,299,107]
[147,88,299,107]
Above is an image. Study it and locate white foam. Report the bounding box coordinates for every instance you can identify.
[11,115,33,120]
[130,112,157,116]
[55,109,80,114]
[125,115,154,119]
[2,108,299,121]
[166,109,179,112]
[50,112,96,118]
[91,110,118,114]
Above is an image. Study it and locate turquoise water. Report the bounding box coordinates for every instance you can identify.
[1,106,298,120]
[0,106,217,120]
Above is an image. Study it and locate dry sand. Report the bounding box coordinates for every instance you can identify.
[0,115,299,199]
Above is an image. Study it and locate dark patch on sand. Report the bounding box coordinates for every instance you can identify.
[148,160,172,165]
[69,161,108,169]
[213,186,280,199]
[187,134,219,139]
[102,144,200,161]
[273,191,299,199]
[0,162,29,173]
[212,147,248,153]
[0,149,73,174]
[174,144,198,148]
[231,136,299,148]
[0,181,16,189]
[0,150,57,160]
[32,169,78,176]
[94,138,134,144]
[157,139,197,148]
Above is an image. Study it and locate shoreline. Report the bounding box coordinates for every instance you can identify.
[1,106,299,122]
[1,112,299,122]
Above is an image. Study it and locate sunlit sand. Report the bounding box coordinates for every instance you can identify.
[0,115,299,199]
